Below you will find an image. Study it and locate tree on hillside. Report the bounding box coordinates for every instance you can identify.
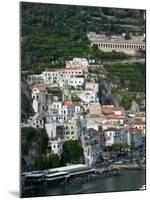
[120,95,133,110]
[61,140,83,165]
[21,127,49,171]
[35,153,60,170]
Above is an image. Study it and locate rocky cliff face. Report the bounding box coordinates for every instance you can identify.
[99,78,145,111]
[21,79,34,122]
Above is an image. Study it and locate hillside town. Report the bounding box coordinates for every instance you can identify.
[20,3,146,197]
[22,56,145,167]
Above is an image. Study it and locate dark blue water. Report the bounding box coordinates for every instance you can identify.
[22,170,146,197]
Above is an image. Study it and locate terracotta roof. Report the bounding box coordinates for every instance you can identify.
[34,84,46,92]
[85,88,94,91]
[63,100,73,106]
[46,68,65,72]
[124,128,142,132]
[89,128,99,135]
[104,127,118,132]
[113,115,125,119]
[106,115,115,119]
[134,121,145,125]
[102,108,114,115]
[124,121,131,125]
[114,107,122,111]
[65,68,81,71]
[136,114,145,118]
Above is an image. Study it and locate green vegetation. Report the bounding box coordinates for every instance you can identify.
[61,140,83,165]
[104,62,145,92]
[71,95,81,101]
[21,127,48,155]
[120,94,134,110]
[21,127,49,171]
[34,154,60,170]
[21,2,145,73]
[46,87,62,97]
[111,144,130,152]
[91,46,130,61]
[22,127,36,141]
[21,80,34,122]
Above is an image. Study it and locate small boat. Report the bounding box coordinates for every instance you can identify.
[139,184,146,190]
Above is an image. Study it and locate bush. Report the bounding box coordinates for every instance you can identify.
[61,140,83,165]
[120,94,133,110]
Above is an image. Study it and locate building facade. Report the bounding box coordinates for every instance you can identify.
[87,32,145,55]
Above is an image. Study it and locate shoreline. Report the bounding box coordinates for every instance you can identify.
[22,163,145,188]
[110,163,146,170]
[65,163,145,187]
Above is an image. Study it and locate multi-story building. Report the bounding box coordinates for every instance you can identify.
[64,119,80,141]
[49,138,64,155]
[87,32,145,55]
[32,84,48,114]
[29,113,45,129]
[62,100,81,121]
[66,77,84,88]
[115,128,144,147]
[81,128,101,166]
[78,88,98,103]
[42,68,84,88]
[85,83,99,93]
[132,121,145,134]
[103,128,118,147]
[66,58,88,71]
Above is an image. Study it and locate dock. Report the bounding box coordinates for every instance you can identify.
[22,164,96,185]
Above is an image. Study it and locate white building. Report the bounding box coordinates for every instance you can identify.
[66,58,89,71]
[81,128,101,166]
[103,128,118,147]
[66,77,84,88]
[46,123,64,155]
[78,89,98,103]
[62,100,81,121]
[64,119,80,141]
[64,68,83,76]
[32,84,48,114]
[45,122,58,139]
[29,114,44,129]
[42,68,84,88]
[48,101,62,116]
[42,68,65,85]
[87,32,145,55]
[49,138,64,155]
[85,83,99,93]
[115,128,144,147]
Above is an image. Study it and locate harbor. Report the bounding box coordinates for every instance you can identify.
[21,167,146,197]
[22,164,96,186]
[21,163,146,197]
